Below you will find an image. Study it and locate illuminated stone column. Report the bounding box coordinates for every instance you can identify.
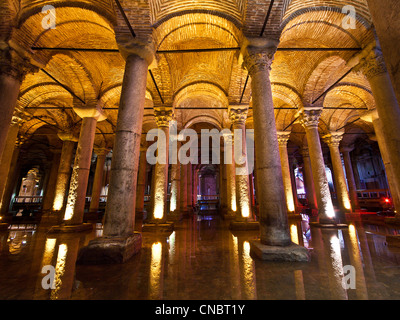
[340,147,360,210]
[301,147,318,210]
[88,148,109,215]
[60,106,106,230]
[0,114,23,213]
[360,109,400,213]
[51,133,77,215]
[77,37,155,264]
[147,108,173,223]
[0,45,41,161]
[187,164,193,214]
[298,108,337,225]
[135,146,148,218]
[351,44,400,213]
[277,132,296,215]
[242,39,309,261]
[179,164,188,217]
[169,142,181,220]
[223,132,236,219]
[229,107,252,221]
[41,150,61,213]
[323,132,352,214]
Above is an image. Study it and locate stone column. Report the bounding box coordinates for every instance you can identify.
[277,131,296,215]
[229,107,252,221]
[59,106,106,230]
[340,147,360,210]
[323,132,352,214]
[187,164,193,214]
[169,142,181,220]
[351,44,400,211]
[0,115,23,212]
[301,147,318,210]
[360,109,400,213]
[51,133,77,214]
[298,108,337,225]
[41,150,61,213]
[147,108,173,223]
[135,146,148,218]
[242,38,309,261]
[77,37,156,264]
[179,164,188,217]
[88,148,109,216]
[223,132,236,219]
[0,46,40,161]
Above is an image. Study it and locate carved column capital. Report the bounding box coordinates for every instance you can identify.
[154,107,173,128]
[0,42,43,82]
[322,132,344,148]
[297,108,323,129]
[276,131,291,146]
[229,107,248,126]
[241,38,278,76]
[354,46,388,80]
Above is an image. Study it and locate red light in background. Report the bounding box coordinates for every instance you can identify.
[385,198,390,203]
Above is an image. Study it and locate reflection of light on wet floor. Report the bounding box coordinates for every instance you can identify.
[242,241,257,299]
[150,242,162,299]
[50,243,68,300]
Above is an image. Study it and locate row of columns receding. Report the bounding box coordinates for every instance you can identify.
[1,37,400,263]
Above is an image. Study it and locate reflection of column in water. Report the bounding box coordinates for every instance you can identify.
[328,231,348,300]
[50,243,68,300]
[241,241,257,300]
[293,270,306,300]
[345,224,368,299]
[230,234,241,299]
[149,242,163,300]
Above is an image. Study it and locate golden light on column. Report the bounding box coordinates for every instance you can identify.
[290,224,299,245]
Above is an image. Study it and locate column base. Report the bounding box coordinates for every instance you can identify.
[142,221,174,232]
[168,211,183,221]
[250,240,310,262]
[48,223,93,233]
[39,211,63,228]
[287,213,302,220]
[229,221,259,231]
[222,212,236,220]
[0,223,9,231]
[76,232,142,264]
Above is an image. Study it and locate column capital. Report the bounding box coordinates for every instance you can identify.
[154,107,173,128]
[348,42,387,80]
[73,100,107,122]
[229,107,248,126]
[116,34,156,68]
[359,108,379,123]
[241,38,279,76]
[322,132,344,148]
[0,40,44,82]
[94,147,110,157]
[297,107,323,129]
[57,131,79,142]
[276,131,291,146]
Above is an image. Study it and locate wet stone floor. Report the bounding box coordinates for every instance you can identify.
[1,215,400,300]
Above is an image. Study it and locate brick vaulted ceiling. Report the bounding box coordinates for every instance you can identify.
[1,0,377,150]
